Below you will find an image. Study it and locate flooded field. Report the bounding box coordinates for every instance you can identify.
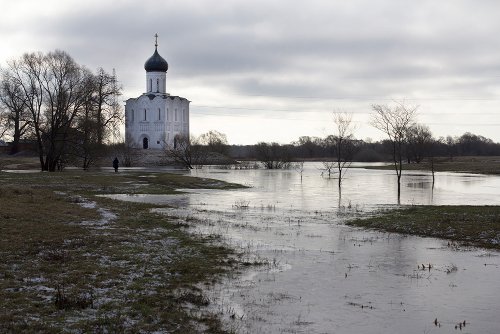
[105,164,500,333]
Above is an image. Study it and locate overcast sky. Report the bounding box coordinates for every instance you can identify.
[2,0,500,144]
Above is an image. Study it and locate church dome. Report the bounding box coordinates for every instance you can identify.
[144,48,169,72]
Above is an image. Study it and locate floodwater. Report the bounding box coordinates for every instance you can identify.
[106,163,500,333]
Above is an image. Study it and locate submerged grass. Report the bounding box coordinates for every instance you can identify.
[0,170,244,333]
[347,205,500,249]
[360,156,500,175]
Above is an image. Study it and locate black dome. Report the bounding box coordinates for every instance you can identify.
[144,48,169,72]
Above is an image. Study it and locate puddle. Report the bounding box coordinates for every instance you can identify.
[107,163,500,333]
[98,193,190,207]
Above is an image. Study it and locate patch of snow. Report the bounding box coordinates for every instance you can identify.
[98,208,117,221]
[23,277,47,284]
[79,200,97,209]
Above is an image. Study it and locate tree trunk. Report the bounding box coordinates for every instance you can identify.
[10,118,21,155]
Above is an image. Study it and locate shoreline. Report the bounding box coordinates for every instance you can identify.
[356,156,500,175]
[347,205,500,250]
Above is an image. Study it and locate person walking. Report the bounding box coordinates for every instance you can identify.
[113,157,119,172]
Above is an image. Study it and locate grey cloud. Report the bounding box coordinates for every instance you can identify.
[4,0,500,142]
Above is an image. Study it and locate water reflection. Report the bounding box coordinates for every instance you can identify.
[190,164,500,207]
[104,163,500,333]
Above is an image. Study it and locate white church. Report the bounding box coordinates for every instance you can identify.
[125,36,190,150]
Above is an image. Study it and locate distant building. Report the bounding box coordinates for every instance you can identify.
[125,35,190,149]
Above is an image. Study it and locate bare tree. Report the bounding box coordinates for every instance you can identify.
[295,136,322,158]
[445,135,456,161]
[330,112,356,188]
[371,101,418,199]
[407,123,436,185]
[254,142,291,169]
[294,161,305,182]
[405,123,433,163]
[120,133,138,167]
[0,111,8,140]
[198,130,229,155]
[320,161,336,178]
[69,68,122,169]
[93,68,122,145]
[2,51,122,171]
[67,69,100,170]
[40,50,91,171]
[0,70,31,154]
[427,138,438,186]
[5,52,47,169]
[164,134,208,169]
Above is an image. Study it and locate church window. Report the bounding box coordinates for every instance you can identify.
[166,108,169,120]
[144,109,147,121]
[158,108,161,120]
[156,78,159,92]
[149,79,152,92]
[174,109,177,122]
[131,109,134,122]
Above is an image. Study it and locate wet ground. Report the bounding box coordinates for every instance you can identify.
[103,164,500,333]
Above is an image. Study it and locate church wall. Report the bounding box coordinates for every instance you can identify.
[125,95,189,150]
[125,45,189,151]
[145,71,166,93]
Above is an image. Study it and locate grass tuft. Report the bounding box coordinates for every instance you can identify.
[347,205,500,249]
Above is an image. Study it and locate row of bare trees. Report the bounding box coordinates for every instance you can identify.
[164,130,230,169]
[246,102,431,200]
[0,50,122,171]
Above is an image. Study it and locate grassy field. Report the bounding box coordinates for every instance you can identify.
[347,205,500,250]
[0,170,245,333]
[3,154,500,174]
[360,156,500,175]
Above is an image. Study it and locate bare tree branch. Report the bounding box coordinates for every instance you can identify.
[371,101,418,199]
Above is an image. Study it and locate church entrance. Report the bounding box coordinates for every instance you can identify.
[143,137,149,149]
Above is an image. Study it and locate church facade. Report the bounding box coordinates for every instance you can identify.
[125,39,190,150]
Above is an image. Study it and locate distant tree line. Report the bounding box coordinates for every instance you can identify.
[0,50,122,171]
[226,131,500,162]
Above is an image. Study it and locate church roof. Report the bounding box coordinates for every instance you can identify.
[144,47,169,72]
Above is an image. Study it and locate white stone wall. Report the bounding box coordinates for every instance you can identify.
[145,71,167,93]
[125,93,189,150]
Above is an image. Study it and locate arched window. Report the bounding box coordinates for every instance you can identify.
[158,108,161,120]
[156,78,159,92]
[149,79,152,92]
[143,137,149,149]
[144,109,147,121]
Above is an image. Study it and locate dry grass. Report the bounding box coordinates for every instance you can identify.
[0,155,40,170]
[0,170,243,333]
[361,156,500,175]
[347,205,500,249]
